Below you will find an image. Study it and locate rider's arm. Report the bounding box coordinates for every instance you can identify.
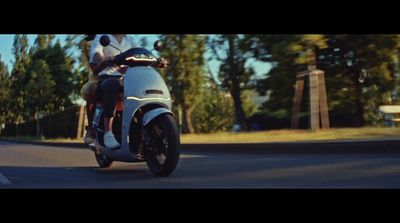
[89,35,114,75]
[90,53,105,74]
[90,53,115,75]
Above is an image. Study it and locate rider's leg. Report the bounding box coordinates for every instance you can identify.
[86,102,95,126]
[86,102,96,131]
[86,82,98,126]
[100,77,122,149]
[104,116,114,133]
[83,81,98,144]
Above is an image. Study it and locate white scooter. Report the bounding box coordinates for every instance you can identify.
[89,35,180,177]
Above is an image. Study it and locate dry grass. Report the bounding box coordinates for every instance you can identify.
[180,127,400,144]
[2,127,399,144]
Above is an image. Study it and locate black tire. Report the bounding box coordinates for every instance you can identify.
[95,153,114,168]
[144,114,180,177]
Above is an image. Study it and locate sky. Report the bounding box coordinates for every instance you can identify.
[0,34,271,78]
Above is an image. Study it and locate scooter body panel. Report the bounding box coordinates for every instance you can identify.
[100,66,172,162]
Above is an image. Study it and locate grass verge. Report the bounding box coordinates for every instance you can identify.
[1,127,399,144]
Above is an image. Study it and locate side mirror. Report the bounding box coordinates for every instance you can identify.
[154,40,163,52]
[100,35,111,47]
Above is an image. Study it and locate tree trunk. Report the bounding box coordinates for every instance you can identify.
[350,65,365,127]
[182,106,195,134]
[227,35,247,130]
[35,111,40,137]
[230,88,247,130]
[355,81,365,126]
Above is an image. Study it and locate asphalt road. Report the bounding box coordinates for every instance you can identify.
[1,140,400,188]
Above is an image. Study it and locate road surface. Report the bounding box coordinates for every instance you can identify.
[1,140,400,188]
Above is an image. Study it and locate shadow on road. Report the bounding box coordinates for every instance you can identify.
[2,153,400,188]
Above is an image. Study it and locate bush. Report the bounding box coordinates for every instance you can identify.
[192,85,235,133]
[1,106,80,139]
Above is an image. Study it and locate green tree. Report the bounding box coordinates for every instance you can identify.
[243,35,305,119]
[9,34,31,123]
[328,34,400,125]
[209,35,256,130]
[0,55,11,133]
[65,34,93,100]
[30,35,77,111]
[241,90,258,117]
[248,34,400,127]
[8,34,80,124]
[24,59,55,136]
[192,73,235,133]
[33,34,55,51]
[65,35,91,71]
[46,40,76,109]
[159,34,206,133]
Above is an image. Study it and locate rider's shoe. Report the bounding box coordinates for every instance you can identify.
[83,126,94,144]
[135,149,145,161]
[104,131,120,150]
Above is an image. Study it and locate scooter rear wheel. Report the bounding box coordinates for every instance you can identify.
[95,153,114,168]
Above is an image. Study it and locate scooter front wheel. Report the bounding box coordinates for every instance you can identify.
[144,113,180,177]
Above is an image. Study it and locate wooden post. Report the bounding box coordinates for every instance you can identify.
[292,70,330,131]
[291,45,330,131]
[291,71,307,129]
[178,105,183,134]
[76,105,85,139]
[317,70,330,129]
[307,46,317,71]
[309,71,320,131]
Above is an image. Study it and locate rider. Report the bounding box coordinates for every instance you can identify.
[81,34,97,145]
[89,34,136,149]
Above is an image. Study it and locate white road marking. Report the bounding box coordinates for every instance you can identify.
[0,171,12,185]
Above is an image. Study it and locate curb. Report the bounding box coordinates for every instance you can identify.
[0,140,85,149]
[182,140,400,154]
[2,138,400,154]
